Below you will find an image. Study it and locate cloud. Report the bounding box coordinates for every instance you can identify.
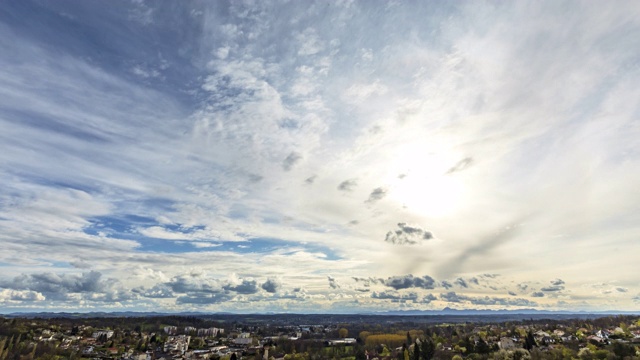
[384,274,436,290]
[0,289,46,302]
[133,284,175,299]
[352,277,383,287]
[441,280,453,289]
[385,223,434,245]
[446,157,473,174]
[283,152,303,171]
[366,187,388,203]
[337,179,357,192]
[166,273,221,294]
[1,1,640,312]
[223,279,259,294]
[69,260,92,269]
[371,291,437,304]
[176,292,233,305]
[541,279,566,292]
[440,291,463,303]
[261,278,280,293]
[531,292,545,297]
[455,278,468,288]
[440,292,538,307]
[328,276,340,289]
[0,271,134,303]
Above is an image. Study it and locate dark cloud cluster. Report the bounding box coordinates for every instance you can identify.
[531,292,545,297]
[223,279,259,294]
[133,272,282,304]
[384,274,436,290]
[0,271,133,302]
[385,223,433,245]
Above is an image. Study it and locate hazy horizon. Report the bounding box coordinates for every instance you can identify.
[1,1,639,313]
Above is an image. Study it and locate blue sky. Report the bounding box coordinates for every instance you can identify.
[1,0,639,313]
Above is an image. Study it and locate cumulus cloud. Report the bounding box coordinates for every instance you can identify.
[223,279,259,294]
[261,278,280,293]
[366,187,388,203]
[337,179,357,192]
[531,292,545,297]
[283,151,303,171]
[0,271,132,302]
[384,274,436,290]
[0,289,46,302]
[384,223,433,245]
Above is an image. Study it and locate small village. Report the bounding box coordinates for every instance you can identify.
[0,314,639,360]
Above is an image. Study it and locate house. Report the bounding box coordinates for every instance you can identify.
[499,337,518,350]
[92,330,114,340]
[164,335,191,355]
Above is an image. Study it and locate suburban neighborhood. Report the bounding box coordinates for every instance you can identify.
[0,314,639,360]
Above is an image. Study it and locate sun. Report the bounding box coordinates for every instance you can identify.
[388,148,465,218]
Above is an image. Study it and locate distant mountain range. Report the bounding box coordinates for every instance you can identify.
[3,308,639,319]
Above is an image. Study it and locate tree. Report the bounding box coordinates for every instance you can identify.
[420,337,435,360]
[339,328,348,338]
[412,340,420,360]
[524,331,537,351]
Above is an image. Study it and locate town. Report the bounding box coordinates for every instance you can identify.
[0,314,638,360]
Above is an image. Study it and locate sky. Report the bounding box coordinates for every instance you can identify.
[0,0,639,314]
